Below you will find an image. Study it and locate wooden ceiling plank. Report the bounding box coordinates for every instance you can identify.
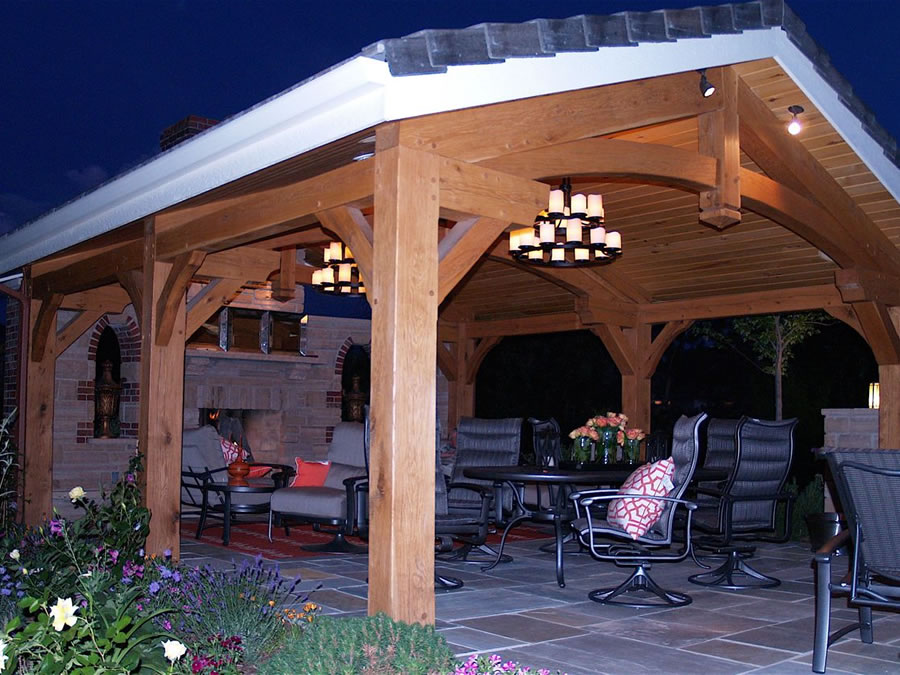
[154,160,374,259]
[737,77,900,275]
[155,250,206,346]
[397,71,721,163]
[639,284,844,323]
[699,67,741,229]
[316,206,374,285]
[439,217,510,303]
[185,278,246,339]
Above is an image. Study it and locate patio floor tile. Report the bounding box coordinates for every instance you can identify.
[682,637,795,667]
[455,613,589,643]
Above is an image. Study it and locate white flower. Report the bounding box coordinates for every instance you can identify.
[8,549,18,561]
[49,597,78,632]
[68,486,85,501]
[162,639,187,663]
[0,637,8,670]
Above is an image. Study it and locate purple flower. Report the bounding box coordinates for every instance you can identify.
[172,571,181,582]
[149,581,160,595]
[163,548,172,558]
[163,619,172,631]
[109,550,120,564]
[49,519,63,536]
[126,473,135,483]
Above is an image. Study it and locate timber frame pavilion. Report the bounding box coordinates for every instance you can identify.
[1,0,899,625]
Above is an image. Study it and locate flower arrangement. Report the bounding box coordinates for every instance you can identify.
[568,412,646,463]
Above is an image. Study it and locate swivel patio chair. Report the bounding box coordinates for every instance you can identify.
[689,417,797,590]
[812,448,900,673]
[695,417,740,507]
[268,421,368,553]
[570,412,707,607]
[523,417,562,510]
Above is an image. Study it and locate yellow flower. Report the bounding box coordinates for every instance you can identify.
[162,639,187,663]
[49,597,78,631]
[68,486,85,501]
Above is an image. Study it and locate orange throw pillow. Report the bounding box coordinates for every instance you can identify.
[247,465,272,479]
[289,459,331,487]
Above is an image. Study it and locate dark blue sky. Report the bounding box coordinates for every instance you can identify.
[1,0,898,235]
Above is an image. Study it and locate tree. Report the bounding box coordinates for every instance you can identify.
[692,311,832,420]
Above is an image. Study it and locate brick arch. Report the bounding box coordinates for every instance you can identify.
[328,337,371,412]
[87,316,141,363]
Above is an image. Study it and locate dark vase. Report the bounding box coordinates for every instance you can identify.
[805,512,846,554]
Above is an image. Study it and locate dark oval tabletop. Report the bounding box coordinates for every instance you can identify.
[464,464,636,484]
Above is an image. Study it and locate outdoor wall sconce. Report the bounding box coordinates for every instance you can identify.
[787,105,805,135]
[868,381,880,409]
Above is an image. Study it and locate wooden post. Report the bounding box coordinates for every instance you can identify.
[368,142,439,624]
[23,297,57,525]
[880,363,900,448]
[138,218,187,556]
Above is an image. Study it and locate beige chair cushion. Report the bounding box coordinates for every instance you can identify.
[270,486,346,519]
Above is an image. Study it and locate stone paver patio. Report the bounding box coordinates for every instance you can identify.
[181,525,900,674]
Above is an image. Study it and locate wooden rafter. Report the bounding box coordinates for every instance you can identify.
[316,206,374,285]
[185,278,247,340]
[396,70,722,163]
[737,76,900,275]
[155,250,206,346]
[30,293,63,362]
[439,157,547,226]
[439,218,510,302]
[698,66,741,229]
[56,310,107,353]
[154,161,374,259]
[32,242,143,297]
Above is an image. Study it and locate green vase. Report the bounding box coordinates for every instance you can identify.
[623,438,641,464]
[599,428,617,464]
[571,436,594,463]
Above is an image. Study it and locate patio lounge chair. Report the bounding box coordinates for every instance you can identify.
[689,417,797,590]
[268,421,368,553]
[571,412,707,607]
[812,448,900,673]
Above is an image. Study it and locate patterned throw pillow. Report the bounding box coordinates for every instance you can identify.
[289,459,331,487]
[607,458,675,540]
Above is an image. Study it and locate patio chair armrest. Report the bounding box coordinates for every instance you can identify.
[720,490,794,504]
[814,528,851,562]
[446,482,494,499]
[694,485,726,497]
[577,492,697,511]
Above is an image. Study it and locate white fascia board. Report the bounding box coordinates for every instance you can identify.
[381,30,781,120]
[771,31,900,202]
[0,57,392,275]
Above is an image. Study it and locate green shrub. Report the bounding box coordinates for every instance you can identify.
[776,475,824,541]
[259,612,456,675]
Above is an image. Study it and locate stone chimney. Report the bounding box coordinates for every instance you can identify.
[159,115,219,151]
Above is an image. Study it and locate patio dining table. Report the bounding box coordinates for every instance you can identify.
[464,464,728,587]
[464,464,636,587]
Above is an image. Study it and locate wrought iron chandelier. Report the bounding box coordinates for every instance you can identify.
[508,177,622,267]
[311,242,366,295]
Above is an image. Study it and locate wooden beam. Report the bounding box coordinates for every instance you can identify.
[439,157,547,226]
[56,310,107,353]
[155,250,206,346]
[155,160,374,259]
[643,320,693,375]
[185,278,246,339]
[439,218,509,302]
[316,206,375,285]
[33,242,143,297]
[737,76,900,275]
[246,226,331,251]
[698,67,740,229]
[851,301,900,365]
[196,247,281,281]
[825,305,864,339]
[590,325,638,376]
[30,223,143,277]
[139,218,186,557]
[23,298,56,525]
[835,268,900,306]
[368,143,438,624]
[639,285,845,323]
[465,312,584,338]
[60,285,132,312]
[396,70,721,162]
[271,249,297,301]
[435,341,457,381]
[465,336,502,384]
[30,293,63,362]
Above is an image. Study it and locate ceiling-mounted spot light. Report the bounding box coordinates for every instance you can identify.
[698,69,716,98]
[787,105,805,135]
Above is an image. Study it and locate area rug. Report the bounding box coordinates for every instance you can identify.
[191,521,553,561]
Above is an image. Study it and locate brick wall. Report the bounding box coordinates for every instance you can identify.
[821,408,879,449]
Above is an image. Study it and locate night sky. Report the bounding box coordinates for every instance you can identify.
[1,0,899,235]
